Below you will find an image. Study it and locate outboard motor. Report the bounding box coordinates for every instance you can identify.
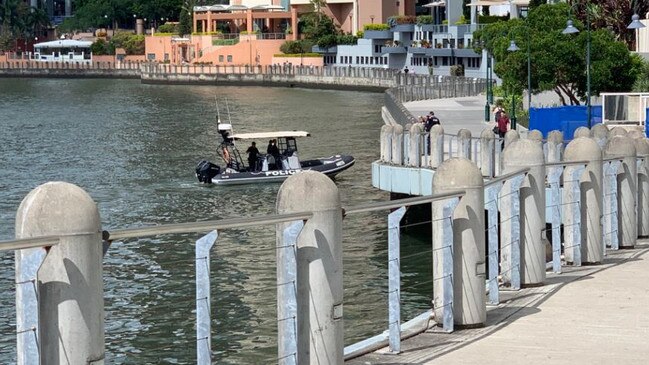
[196,160,220,183]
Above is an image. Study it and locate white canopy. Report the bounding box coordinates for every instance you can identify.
[423,1,446,8]
[231,131,311,140]
[34,39,92,49]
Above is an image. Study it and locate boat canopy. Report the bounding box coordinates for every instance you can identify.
[231,131,311,140]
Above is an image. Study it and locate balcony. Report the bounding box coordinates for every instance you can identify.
[391,24,415,32]
[363,30,393,39]
[256,33,286,40]
[381,46,407,54]
[312,45,338,53]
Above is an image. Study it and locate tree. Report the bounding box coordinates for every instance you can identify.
[310,0,326,24]
[633,60,649,92]
[178,0,193,35]
[528,0,546,10]
[474,3,642,106]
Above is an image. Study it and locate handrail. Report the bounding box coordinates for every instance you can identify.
[343,189,465,214]
[0,235,62,251]
[603,157,627,162]
[106,211,312,240]
[544,160,590,168]
[484,167,530,187]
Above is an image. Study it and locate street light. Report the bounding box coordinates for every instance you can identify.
[627,10,646,53]
[484,46,494,122]
[563,7,591,128]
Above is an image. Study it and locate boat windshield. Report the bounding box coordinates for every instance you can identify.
[278,137,298,156]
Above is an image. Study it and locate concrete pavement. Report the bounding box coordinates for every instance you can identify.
[404,96,495,136]
[347,242,649,365]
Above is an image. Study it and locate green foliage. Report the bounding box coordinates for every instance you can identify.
[387,15,417,27]
[363,23,390,31]
[280,40,313,54]
[178,0,193,36]
[455,15,467,25]
[632,58,649,92]
[478,15,508,24]
[109,32,145,55]
[316,34,337,49]
[356,30,364,38]
[154,32,175,36]
[212,38,239,46]
[90,38,112,55]
[416,15,433,25]
[528,0,545,10]
[157,23,177,33]
[450,64,465,76]
[474,3,641,106]
[299,12,336,41]
[273,53,321,58]
[336,34,357,45]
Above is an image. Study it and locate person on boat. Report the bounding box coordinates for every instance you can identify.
[222,146,232,168]
[246,142,260,172]
[267,139,281,169]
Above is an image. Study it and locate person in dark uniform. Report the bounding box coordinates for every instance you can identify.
[267,139,281,169]
[246,142,260,172]
[425,111,440,132]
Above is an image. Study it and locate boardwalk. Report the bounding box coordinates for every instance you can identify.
[348,242,649,365]
[404,96,494,136]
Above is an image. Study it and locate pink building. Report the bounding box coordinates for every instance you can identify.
[143,1,415,66]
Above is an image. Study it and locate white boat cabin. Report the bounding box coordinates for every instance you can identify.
[32,40,93,63]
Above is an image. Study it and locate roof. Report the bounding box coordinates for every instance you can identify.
[231,131,311,140]
[468,0,528,6]
[34,39,92,48]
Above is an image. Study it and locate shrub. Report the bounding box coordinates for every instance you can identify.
[109,32,145,55]
[455,15,467,25]
[317,34,337,49]
[157,23,177,34]
[90,39,111,55]
[478,15,509,24]
[450,64,465,77]
[416,15,433,25]
[280,40,313,54]
[192,31,222,36]
[273,53,321,58]
[363,23,390,31]
[387,15,417,27]
[337,34,357,45]
[153,32,175,37]
[356,30,364,38]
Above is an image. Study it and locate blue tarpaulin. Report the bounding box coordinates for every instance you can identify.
[529,105,603,139]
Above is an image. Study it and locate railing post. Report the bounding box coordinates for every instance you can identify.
[277,220,304,365]
[566,137,604,264]
[387,207,406,353]
[276,171,343,365]
[433,159,485,329]
[563,164,586,266]
[603,160,622,251]
[196,231,218,365]
[503,139,546,287]
[605,136,638,248]
[409,124,424,167]
[499,174,525,289]
[391,125,404,165]
[480,128,495,178]
[485,183,503,304]
[546,130,564,164]
[592,124,609,149]
[429,124,444,168]
[634,139,649,238]
[457,129,472,159]
[381,125,393,162]
[15,182,104,365]
[574,126,590,139]
[546,165,563,273]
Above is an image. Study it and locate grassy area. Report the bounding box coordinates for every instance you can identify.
[212,39,239,46]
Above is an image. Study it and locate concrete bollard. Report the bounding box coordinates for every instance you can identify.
[605,136,637,248]
[634,138,649,237]
[432,158,486,327]
[627,130,644,140]
[574,127,591,139]
[380,125,393,162]
[503,139,546,286]
[457,129,472,159]
[609,126,628,137]
[504,129,519,149]
[409,123,424,167]
[527,130,543,144]
[592,124,609,148]
[429,124,444,168]
[480,128,495,177]
[276,171,344,365]
[391,125,404,165]
[15,182,104,364]
[564,138,603,264]
[546,130,563,163]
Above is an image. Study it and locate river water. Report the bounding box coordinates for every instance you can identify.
[0,79,433,364]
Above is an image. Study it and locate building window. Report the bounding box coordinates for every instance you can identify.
[164,53,169,61]
[356,56,359,64]
[442,57,448,66]
[147,53,155,60]
[227,55,233,62]
[219,55,224,62]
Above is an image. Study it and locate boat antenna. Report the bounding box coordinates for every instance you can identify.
[215,96,221,125]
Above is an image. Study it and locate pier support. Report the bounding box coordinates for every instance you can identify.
[276,171,343,365]
[15,182,105,365]
[634,138,649,238]
[503,139,546,286]
[480,128,495,177]
[432,158,486,328]
[605,136,637,249]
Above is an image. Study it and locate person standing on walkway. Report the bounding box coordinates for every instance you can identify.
[497,111,510,139]
[425,111,440,132]
[404,66,409,74]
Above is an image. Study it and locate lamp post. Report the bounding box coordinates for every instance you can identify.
[562,3,591,128]
[627,10,646,53]
[507,31,531,130]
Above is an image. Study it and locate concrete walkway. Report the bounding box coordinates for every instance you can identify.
[404,95,494,136]
[348,242,649,365]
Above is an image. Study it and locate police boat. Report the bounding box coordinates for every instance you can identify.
[196,123,355,185]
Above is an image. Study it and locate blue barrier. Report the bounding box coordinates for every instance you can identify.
[529,105,603,138]
[646,108,649,137]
